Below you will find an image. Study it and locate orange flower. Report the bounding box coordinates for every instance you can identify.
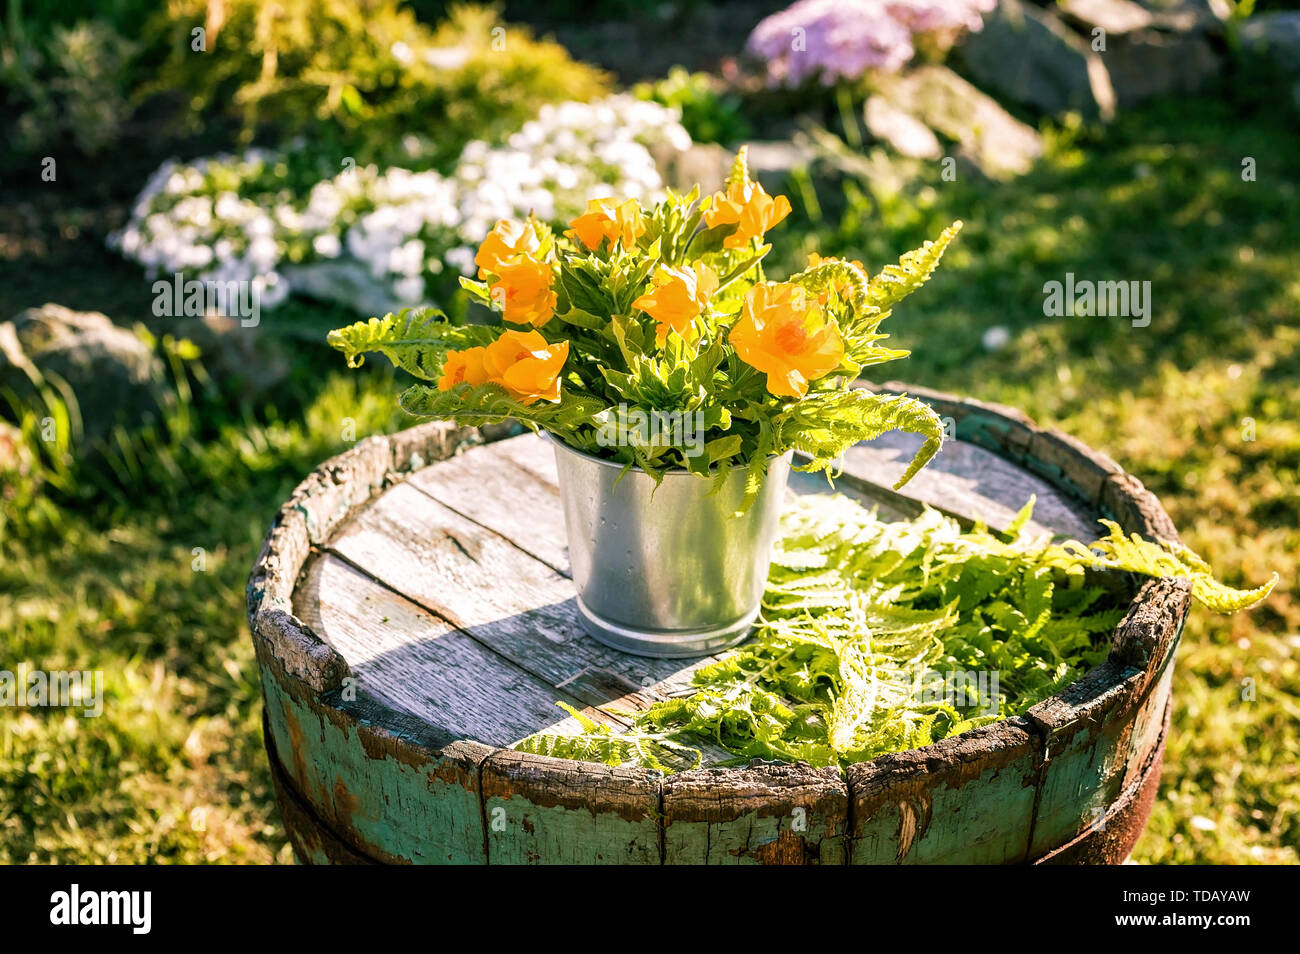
[490,258,557,328]
[631,263,719,345]
[730,282,844,399]
[565,197,646,252]
[705,179,792,249]
[475,219,545,278]
[437,346,489,391]
[480,330,569,405]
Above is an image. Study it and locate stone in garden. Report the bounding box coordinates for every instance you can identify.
[0,304,170,450]
[871,66,1044,180]
[652,141,733,195]
[744,140,822,194]
[1133,0,1229,33]
[863,96,943,160]
[1240,13,1300,75]
[959,0,1118,120]
[1102,29,1220,107]
[656,139,821,196]
[1058,0,1154,35]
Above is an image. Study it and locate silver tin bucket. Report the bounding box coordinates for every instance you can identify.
[548,435,792,658]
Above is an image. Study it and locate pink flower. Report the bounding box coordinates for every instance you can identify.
[746,0,995,87]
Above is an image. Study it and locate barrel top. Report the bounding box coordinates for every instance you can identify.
[249,386,1192,863]
[286,419,1104,753]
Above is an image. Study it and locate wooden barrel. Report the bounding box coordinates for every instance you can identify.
[247,382,1190,865]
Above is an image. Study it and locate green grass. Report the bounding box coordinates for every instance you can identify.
[2,83,1297,864]
[1,326,411,863]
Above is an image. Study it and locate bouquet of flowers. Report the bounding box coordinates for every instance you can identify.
[329,147,961,509]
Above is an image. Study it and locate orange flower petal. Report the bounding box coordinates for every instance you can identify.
[731,282,843,399]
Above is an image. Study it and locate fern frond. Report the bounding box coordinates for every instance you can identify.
[857,221,963,323]
[778,389,944,487]
[726,145,750,188]
[513,703,702,773]
[327,308,496,381]
[518,494,1273,775]
[788,258,869,304]
[1071,521,1279,613]
[399,383,603,438]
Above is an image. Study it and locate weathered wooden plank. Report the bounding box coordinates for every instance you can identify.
[1033,700,1169,865]
[1023,658,1145,858]
[836,431,1099,540]
[386,421,480,475]
[326,483,708,710]
[408,433,571,573]
[265,717,377,865]
[259,662,493,864]
[481,751,662,864]
[294,553,612,743]
[1109,577,1191,691]
[1121,650,1176,796]
[849,718,1041,865]
[1101,471,1181,544]
[1022,578,1187,858]
[662,763,847,864]
[247,421,480,690]
[1027,428,1124,511]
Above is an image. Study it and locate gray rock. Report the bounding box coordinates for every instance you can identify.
[1103,29,1221,107]
[653,141,733,194]
[654,139,820,196]
[1059,0,1154,35]
[959,0,1118,120]
[872,66,1045,180]
[1134,0,1229,33]
[863,96,944,159]
[744,140,822,194]
[0,304,170,450]
[1240,12,1300,75]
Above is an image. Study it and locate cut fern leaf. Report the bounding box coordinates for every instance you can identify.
[327,308,496,381]
[778,389,944,487]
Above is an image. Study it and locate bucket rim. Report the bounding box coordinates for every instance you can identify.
[540,430,792,477]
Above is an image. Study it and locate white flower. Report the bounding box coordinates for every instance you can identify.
[247,236,279,272]
[214,192,246,222]
[183,244,214,269]
[389,238,426,277]
[112,97,695,316]
[445,246,476,276]
[312,233,342,258]
[275,204,303,232]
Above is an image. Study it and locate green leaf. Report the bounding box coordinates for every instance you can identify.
[554,307,606,331]
[327,308,495,381]
[778,389,945,487]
